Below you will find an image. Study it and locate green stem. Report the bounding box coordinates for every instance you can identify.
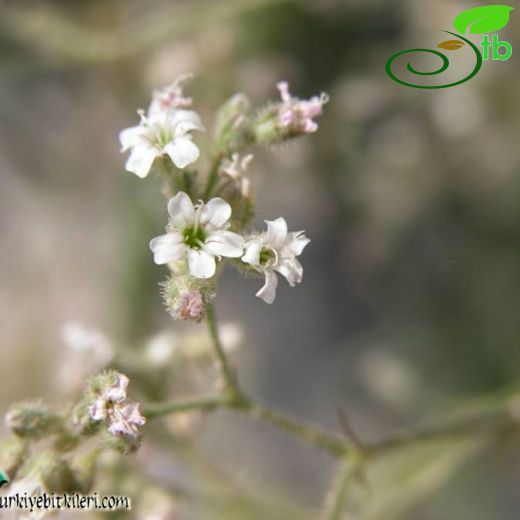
[205,304,243,401]
[242,401,346,457]
[320,457,360,520]
[145,392,520,459]
[203,153,224,200]
[364,406,516,458]
[144,396,230,418]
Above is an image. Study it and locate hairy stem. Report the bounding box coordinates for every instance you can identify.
[241,401,346,457]
[146,393,520,458]
[149,302,520,517]
[144,395,230,418]
[205,304,243,401]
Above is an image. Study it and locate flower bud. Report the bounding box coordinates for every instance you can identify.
[70,450,98,493]
[23,451,78,493]
[0,436,28,480]
[6,402,62,439]
[214,93,252,150]
[253,106,281,144]
[162,275,214,322]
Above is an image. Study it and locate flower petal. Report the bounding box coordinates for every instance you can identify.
[119,125,145,151]
[125,144,158,178]
[106,374,129,403]
[188,249,216,279]
[242,238,263,266]
[167,191,195,228]
[164,137,200,169]
[287,232,310,256]
[149,233,185,264]
[205,231,244,258]
[171,110,205,133]
[265,217,288,247]
[256,269,278,304]
[275,258,303,286]
[201,197,232,230]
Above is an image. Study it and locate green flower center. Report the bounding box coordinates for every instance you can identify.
[183,225,206,249]
[149,124,173,148]
[259,247,276,267]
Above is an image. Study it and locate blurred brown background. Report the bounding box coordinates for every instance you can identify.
[1,0,520,518]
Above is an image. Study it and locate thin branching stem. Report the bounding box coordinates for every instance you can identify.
[241,401,346,457]
[205,304,244,402]
[146,303,520,520]
[144,396,230,418]
[321,457,360,520]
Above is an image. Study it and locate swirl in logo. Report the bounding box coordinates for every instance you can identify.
[385,31,483,89]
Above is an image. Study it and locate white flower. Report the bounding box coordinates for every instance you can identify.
[89,373,128,422]
[242,217,310,304]
[150,192,244,279]
[89,373,145,450]
[119,109,204,178]
[148,74,194,116]
[219,153,253,198]
[107,401,146,441]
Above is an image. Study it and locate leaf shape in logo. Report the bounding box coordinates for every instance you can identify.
[437,39,466,50]
[453,5,514,34]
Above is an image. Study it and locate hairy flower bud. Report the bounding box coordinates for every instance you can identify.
[70,450,98,493]
[21,451,78,493]
[6,402,62,439]
[0,436,28,480]
[253,106,280,144]
[162,274,215,322]
[254,82,328,144]
[214,93,252,150]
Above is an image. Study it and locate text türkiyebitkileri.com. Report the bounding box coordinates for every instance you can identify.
[0,492,131,513]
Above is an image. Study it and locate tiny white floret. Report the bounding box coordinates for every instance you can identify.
[242,217,310,304]
[119,109,204,178]
[150,192,244,279]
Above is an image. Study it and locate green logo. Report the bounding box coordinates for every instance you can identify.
[386,5,514,89]
[0,470,8,488]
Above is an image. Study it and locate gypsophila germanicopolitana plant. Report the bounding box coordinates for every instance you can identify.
[1,76,391,520]
[129,75,323,315]
[2,73,517,520]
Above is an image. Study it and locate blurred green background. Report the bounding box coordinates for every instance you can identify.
[1,0,520,518]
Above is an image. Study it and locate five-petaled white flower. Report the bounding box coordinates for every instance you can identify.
[150,192,244,279]
[242,217,310,304]
[277,81,328,134]
[119,109,204,178]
